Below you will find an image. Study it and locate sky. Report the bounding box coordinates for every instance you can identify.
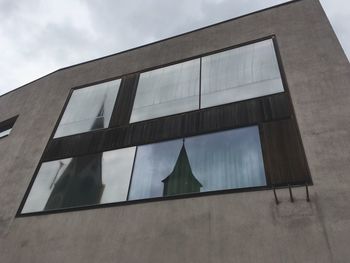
[0,0,349,96]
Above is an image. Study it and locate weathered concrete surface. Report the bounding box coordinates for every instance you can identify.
[1,0,350,262]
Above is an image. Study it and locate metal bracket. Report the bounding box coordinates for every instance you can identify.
[288,184,294,202]
[272,182,311,204]
[273,186,279,205]
[305,183,310,202]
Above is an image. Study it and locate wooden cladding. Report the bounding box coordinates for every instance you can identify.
[261,119,311,185]
[44,93,291,161]
[43,74,311,187]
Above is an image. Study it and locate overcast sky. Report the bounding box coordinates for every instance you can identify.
[0,0,349,96]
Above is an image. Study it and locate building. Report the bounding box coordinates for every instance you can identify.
[1,0,350,262]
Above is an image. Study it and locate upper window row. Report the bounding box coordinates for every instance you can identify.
[54,39,284,138]
[131,39,284,122]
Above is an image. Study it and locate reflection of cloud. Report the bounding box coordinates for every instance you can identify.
[101,147,136,203]
[0,0,349,95]
[186,126,266,191]
[320,0,350,61]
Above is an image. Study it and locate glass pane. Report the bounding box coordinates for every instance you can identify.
[130,59,200,123]
[128,126,266,200]
[201,39,284,108]
[0,128,12,138]
[185,126,266,191]
[22,147,136,213]
[128,139,183,200]
[54,79,121,138]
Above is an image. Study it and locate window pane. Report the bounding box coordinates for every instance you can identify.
[201,39,284,108]
[128,126,266,200]
[0,128,12,138]
[128,139,183,200]
[54,79,121,138]
[185,126,266,191]
[22,147,136,213]
[130,59,200,123]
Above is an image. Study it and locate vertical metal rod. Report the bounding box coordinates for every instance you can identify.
[273,187,279,205]
[288,184,294,202]
[305,183,310,202]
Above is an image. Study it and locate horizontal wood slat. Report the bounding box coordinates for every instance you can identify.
[44,93,291,161]
[260,118,311,185]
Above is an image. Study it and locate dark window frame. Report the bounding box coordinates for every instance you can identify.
[16,35,312,217]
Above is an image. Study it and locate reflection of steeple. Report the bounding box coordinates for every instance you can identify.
[162,140,202,196]
[90,95,106,130]
[49,161,64,189]
[44,101,106,211]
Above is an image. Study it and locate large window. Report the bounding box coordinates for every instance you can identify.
[130,38,283,123]
[130,59,200,123]
[128,126,266,200]
[21,126,266,214]
[54,79,121,138]
[19,37,309,216]
[22,147,136,213]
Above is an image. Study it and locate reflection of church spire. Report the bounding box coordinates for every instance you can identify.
[44,99,106,210]
[162,139,202,196]
[49,161,64,189]
[90,95,106,130]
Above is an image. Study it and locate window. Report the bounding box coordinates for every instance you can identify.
[130,38,283,123]
[0,128,12,138]
[130,59,200,123]
[201,39,284,108]
[20,37,310,216]
[0,116,17,139]
[129,126,266,199]
[22,147,136,213]
[21,126,266,214]
[54,79,121,138]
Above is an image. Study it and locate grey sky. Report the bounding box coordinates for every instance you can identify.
[0,0,349,95]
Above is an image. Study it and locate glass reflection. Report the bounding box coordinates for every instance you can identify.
[54,79,121,138]
[162,142,202,196]
[130,59,200,123]
[185,126,266,191]
[129,126,266,200]
[201,39,284,108]
[128,139,184,200]
[0,128,12,138]
[22,147,136,213]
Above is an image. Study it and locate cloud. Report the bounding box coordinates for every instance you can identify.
[0,0,348,95]
[320,0,350,58]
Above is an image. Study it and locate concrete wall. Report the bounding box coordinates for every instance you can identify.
[1,0,350,262]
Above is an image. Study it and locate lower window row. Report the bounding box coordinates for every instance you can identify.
[22,125,266,214]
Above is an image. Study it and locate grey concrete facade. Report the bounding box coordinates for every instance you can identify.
[1,0,350,262]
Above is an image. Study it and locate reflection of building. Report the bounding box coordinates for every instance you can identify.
[162,142,202,196]
[45,103,106,210]
[1,1,350,262]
